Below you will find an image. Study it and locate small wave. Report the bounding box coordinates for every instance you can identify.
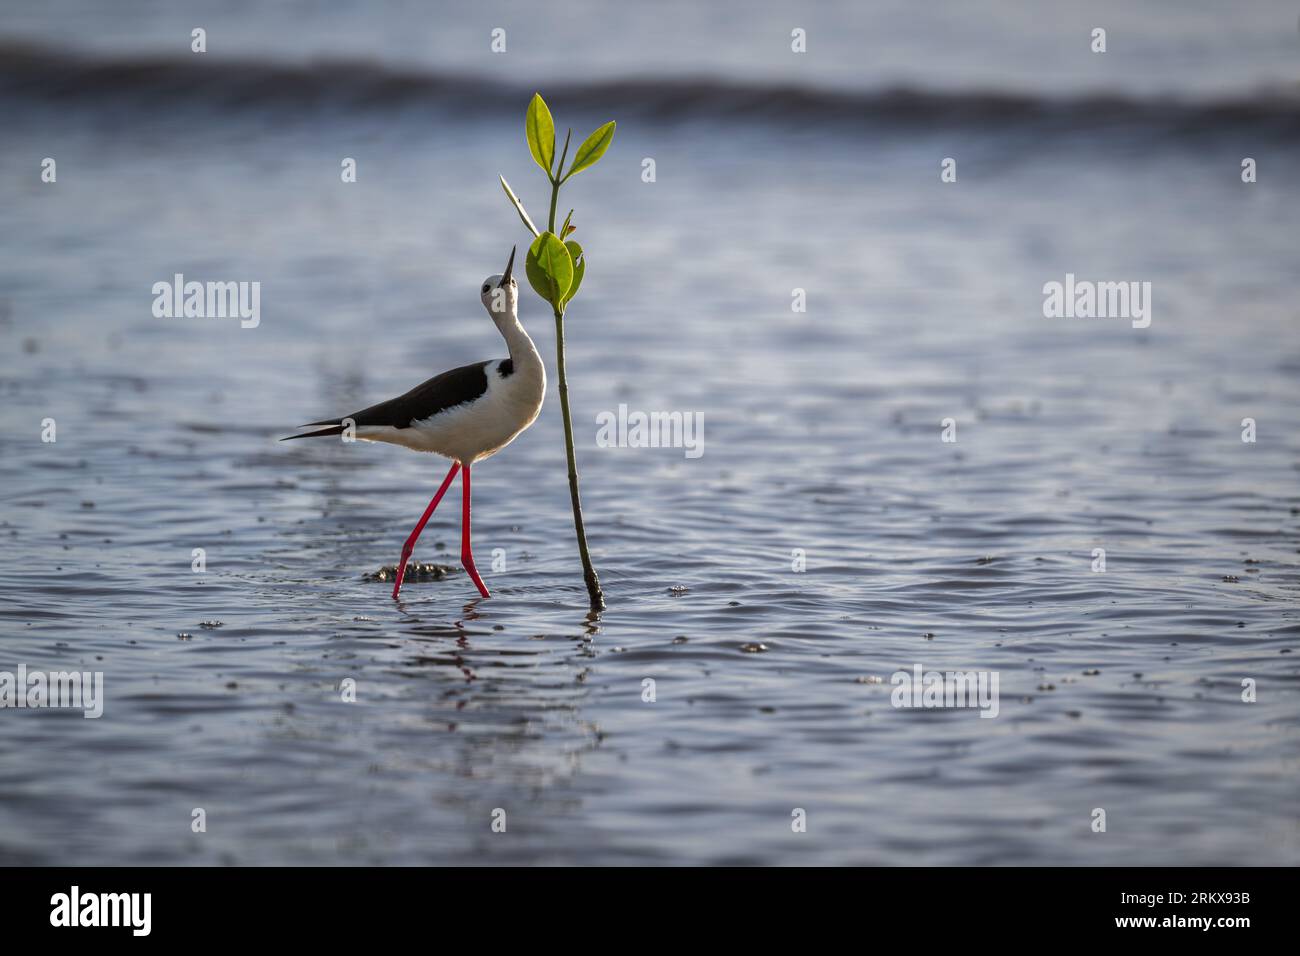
[2,42,1299,138]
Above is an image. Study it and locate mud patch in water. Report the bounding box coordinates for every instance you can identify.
[363,563,459,583]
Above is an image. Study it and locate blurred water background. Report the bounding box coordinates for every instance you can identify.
[1,0,1298,865]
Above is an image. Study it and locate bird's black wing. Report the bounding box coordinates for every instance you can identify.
[282,361,492,440]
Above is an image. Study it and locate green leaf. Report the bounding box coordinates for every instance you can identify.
[562,121,615,181]
[555,129,572,181]
[526,93,556,177]
[499,175,539,237]
[562,240,585,304]
[526,232,573,309]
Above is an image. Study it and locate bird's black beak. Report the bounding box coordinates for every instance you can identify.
[499,246,516,287]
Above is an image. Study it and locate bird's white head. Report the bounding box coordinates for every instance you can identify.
[480,245,520,321]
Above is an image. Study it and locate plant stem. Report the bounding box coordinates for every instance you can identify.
[548,129,571,232]
[546,158,604,611]
[548,188,560,239]
[553,304,605,611]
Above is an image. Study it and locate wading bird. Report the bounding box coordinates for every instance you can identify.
[283,247,544,600]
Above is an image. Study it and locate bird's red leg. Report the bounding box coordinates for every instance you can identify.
[392,461,460,599]
[460,464,491,599]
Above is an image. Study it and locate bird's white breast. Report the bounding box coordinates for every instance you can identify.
[359,359,544,463]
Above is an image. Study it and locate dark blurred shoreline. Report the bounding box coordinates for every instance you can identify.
[4,41,1299,141]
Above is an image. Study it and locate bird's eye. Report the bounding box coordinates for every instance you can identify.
[510,278,517,287]
[482,284,490,293]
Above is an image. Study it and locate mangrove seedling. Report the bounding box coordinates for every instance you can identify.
[499,92,615,611]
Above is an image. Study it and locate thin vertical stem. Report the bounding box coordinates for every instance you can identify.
[537,129,604,611]
[548,129,571,233]
[553,305,605,611]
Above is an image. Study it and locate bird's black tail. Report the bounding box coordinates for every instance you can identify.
[280,423,345,441]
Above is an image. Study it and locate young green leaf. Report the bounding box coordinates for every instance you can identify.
[562,240,585,304]
[555,129,572,182]
[562,121,616,181]
[526,93,556,177]
[526,231,574,309]
[499,175,539,237]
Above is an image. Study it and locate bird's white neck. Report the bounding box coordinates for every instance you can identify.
[493,309,542,371]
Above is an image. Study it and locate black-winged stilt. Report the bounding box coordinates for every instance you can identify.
[283,247,545,600]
